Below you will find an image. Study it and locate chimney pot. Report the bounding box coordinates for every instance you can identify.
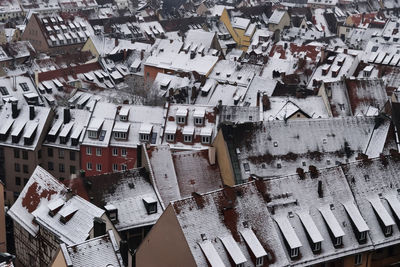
[64,108,71,124]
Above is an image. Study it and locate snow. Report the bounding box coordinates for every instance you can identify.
[199,240,226,267]
[183,126,195,135]
[269,10,285,24]
[274,216,302,249]
[219,235,246,265]
[385,194,400,222]
[239,228,267,258]
[165,124,177,134]
[319,206,345,238]
[113,122,130,132]
[342,201,369,232]
[368,197,395,227]
[139,123,153,134]
[297,211,324,243]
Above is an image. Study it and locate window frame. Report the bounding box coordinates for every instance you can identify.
[86,147,92,155]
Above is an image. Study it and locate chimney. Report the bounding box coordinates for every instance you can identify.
[93,217,106,237]
[190,51,196,59]
[29,106,35,120]
[66,187,74,201]
[64,108,71,124]
[318,180,323,198]
[11,101,18,118]
[120,240,129,266]
[136,144,142,168]
[140,50,144,60]
[115,38,119,47]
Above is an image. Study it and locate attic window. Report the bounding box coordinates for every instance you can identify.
[364,175,370,181]
[313,242,321,252]
[120,115,127,121]
[105,204,118,223]
[385,225,393,236]
[273,141,278,147]
[0,86,9,96]
[290,247,299,258]
[334,236,342,246]
[88,130,98,139]
[256,257,264,266]
[20,83,29,92]
[277,163,282,169]
[177,116,186,124]
[143,197,157,215]
[59,206,78,224]
[243,163,250,172]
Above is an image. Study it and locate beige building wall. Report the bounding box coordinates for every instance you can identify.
[212,129,235,186]
[136,205,196,267]
[50,249,67,267]
[268,12,291,32]
[0,182,6,252]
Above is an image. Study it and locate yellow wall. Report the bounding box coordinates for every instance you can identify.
[219,8,254,51]
[268,11,291,32]
[212,129,235,186]
[81,37,100,59]
[317,83,334,117]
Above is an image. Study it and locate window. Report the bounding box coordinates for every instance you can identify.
[48,162,54,171]
[59,164,65,173]
[313,241,321,252]
[121,164,127,171]
[177,116,186,124]
[20,82,29,91]
[355,254,362,265]
[359,231,366,241]
[48,147,53,157]
[121,148,127,157]
[273,141,278,147]
[385,225,393,236]
[166,134,174,142]
[114,132,127,139]
[184,135,192,143]
[290,247,299,258]
[334,236,342,246]
[277,163,282,168]
[58,149,64,159]
[96,148,102,156]
[23,165,28,174]
[194,117,203,125]
[88,130,98,139]
[86,147,92,155]
[70,151,75,161]
[87,162,92,170]
[112,164,118,172]
[14,149,20,158]
[112,148,118,156]
[120,115,127,121]
[96,164,102,172]
[70,165,76,174]
[256,256,264,267]
[15,177,21,186]
[140,133,150,142]
[0,86,9,96]
[201,136,210,144]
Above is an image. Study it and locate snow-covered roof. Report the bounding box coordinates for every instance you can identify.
[8,166,104,245]
[269,10,286,25]
[85,168,162,231]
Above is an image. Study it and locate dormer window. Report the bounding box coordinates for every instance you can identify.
[200,127,212,144]
[165,124,177,142]
[334,236,342,246]
[176,108,188,125]
[256,257,264,266]
[114,132,127,139]
[139,124,152,142]
[143,197,157,214]
[105,204,118,223]
[183,126,194,143]
[140,133,150,142]
[119,107,129,121]
[88,130,98,139]
[385,225,392,236]
[177,116,186,124]
[312,241,321,252]
[359,231,367,241]
[195,117,203,125]
[166,133,175,142]
[290,247,299,258]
